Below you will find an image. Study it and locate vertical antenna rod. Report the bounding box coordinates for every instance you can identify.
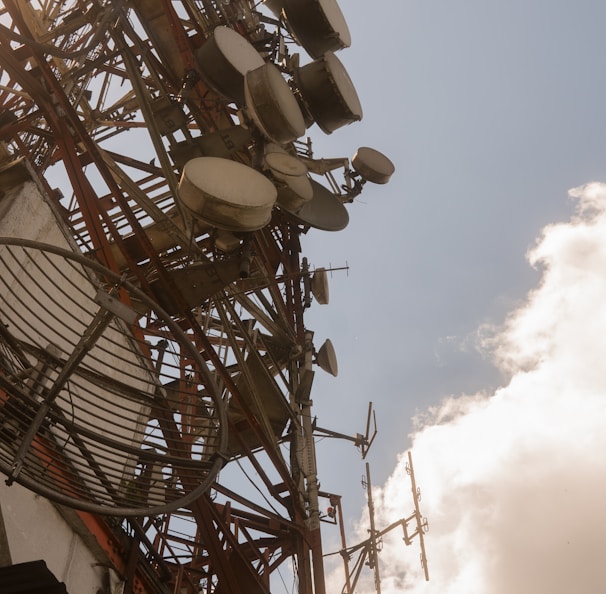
[407,451,430,581]
[366,462,382,594]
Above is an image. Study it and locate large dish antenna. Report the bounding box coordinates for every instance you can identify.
[178,157,278,231]
[295,51,362,134]
[282,0,351,58]
[0,239,227,516]
[195,25,265,105]
[244,62,306,143]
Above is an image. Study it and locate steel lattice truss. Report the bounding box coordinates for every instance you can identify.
[0,1,378,593]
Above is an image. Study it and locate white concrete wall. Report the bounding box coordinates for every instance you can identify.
[0,481,107,594]
[0,176,157,505]
[0,174,126,591]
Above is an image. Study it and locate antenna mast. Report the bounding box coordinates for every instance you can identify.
[407,451,430,581]
[338,451,430,593]
[366,462,383,594]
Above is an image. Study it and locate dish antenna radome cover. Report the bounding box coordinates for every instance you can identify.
[311,268,329,304]
[195,25,265,104]
[282,0,351,59]
[352,147,395,184]
[245,62,306,144]
[179,157,277,231]
[295,52,362,134]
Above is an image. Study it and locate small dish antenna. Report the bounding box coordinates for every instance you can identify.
[265,143,309,177]
[264,144,314,212]
[351,147,395,185]
[315,338,338,376]
[311,267,329,305]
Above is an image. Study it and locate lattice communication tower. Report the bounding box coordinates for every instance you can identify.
[0,1,395,593]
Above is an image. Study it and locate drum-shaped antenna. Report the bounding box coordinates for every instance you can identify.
[352,147,395,184]
[295,52,362,134]
[311,268,329,305]
[195,25,265,105]
[275,174,314,212]
[282,0,351,58]
[244,62,306,144]
[264,143,308,177]
[264,144,314,212]
[178,157,277,231]
[0,239,227,516]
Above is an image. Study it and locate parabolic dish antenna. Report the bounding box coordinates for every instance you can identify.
[0,239,227,516]
[179,157,277,232]
[352,147,396,184]
[316,338,338,376]
[311,268,329,305]
[282,0,351,59]
[275,173,314,212]
[295,51,362,134]
[264,143,309,177]
[244,62,306,144]
[195,25,265,105]
[264,144,314,212]
[283,179,349,231]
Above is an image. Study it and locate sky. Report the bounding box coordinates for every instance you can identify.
[291,1,606,592]
[345,182,606,593]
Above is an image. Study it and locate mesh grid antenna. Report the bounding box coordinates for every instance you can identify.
[0,238,227,516]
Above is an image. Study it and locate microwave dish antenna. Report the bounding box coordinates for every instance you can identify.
[244,62,306,144]
[178,157,278,232]
[352,147,396,185]
[264,144,314,211]
[195,25,265,105]
[315,338,338,376]
[283,179,349,231]
[0,239,227,516]
[295,51,363,134]
[311,267,329,305]
[264,143,309,177]
[282,0,351,58]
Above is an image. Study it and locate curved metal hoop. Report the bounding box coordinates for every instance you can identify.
[0,238,227,516]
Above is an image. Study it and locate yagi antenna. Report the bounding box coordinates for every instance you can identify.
[301,258,349,309]
[313,401,377,459]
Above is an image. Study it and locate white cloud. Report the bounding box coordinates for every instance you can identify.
[336,182,606,594]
